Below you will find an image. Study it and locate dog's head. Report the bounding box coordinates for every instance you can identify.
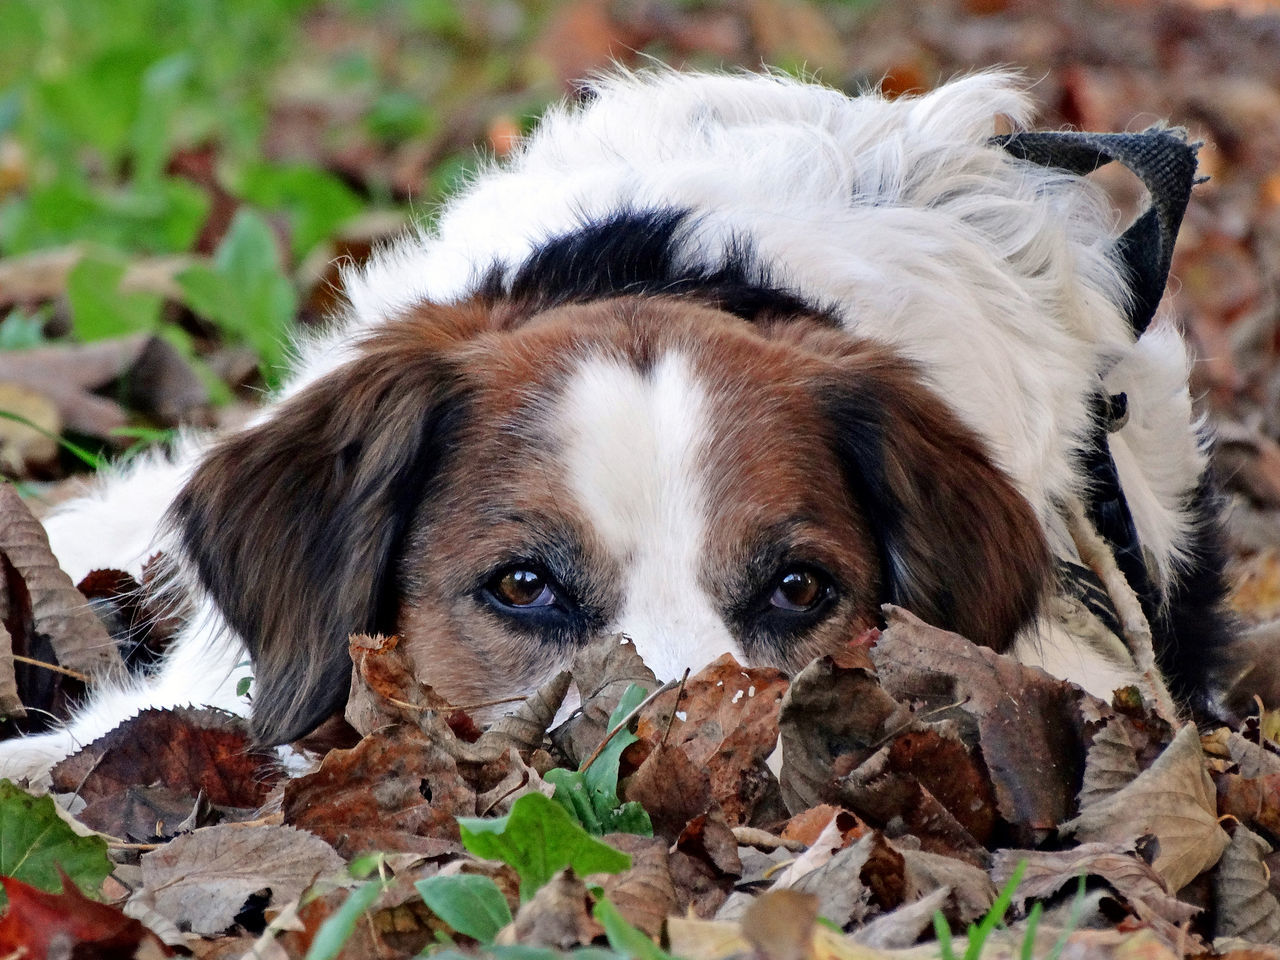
[172,290,1050,745]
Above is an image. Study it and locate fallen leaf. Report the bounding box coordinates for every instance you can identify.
[786,831,901,927]
[50,707,280,820]
[137,823,343,936]
[1064,723,1230,891]
[283,723,474,857]
[0,382,59,472]
[0,873,173,957]
[778,653,911,814]
[740,888,818,960]
[624,743,714,843]
[851,886,951,949]
[0,482,122,681]
[0,780,111,907]
[667,655,789,826]
[595,833,677,939]
[896,845,995,925]
[1215,823,1280,944]
[1078,715,1142,809]
[872,606,1093,838]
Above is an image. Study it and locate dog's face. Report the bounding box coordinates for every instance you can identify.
[173,295,1050,744]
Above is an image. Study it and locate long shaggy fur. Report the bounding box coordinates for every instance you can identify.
[0,69,1223,779]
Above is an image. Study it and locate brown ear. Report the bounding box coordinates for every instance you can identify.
[822,351,1051,650]
[170,328,468,745]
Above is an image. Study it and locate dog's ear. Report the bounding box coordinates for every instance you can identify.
[823,350,1051,650]
[170,321,468,745]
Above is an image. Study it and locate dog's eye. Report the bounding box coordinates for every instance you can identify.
[769,567,829,612]
[487,567,557,609]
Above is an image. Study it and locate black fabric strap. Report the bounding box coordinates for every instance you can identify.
[993,128,1200,335]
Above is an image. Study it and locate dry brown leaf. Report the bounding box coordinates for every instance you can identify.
[50,707,280,816]
[666,654,789,825]
[786,831,897,928]
[1064,723,1229,891]
[886,725,997,845]
[595,834,676,939]
[872,606,1093,838]
[1224,731,1280,779]
[896,845,994,926]
[136,824,343,937]
[478,669,572,757]
[0,621,21,720]
[624,743,714,843]
[1216,823,1280,944]
[778,653,911,814]
[507,869,597,950]
[282,724,473,857]
[1220,771,1280,840]
[667,915,748,960]
[0,483,121,679]
[992,842,1199,943]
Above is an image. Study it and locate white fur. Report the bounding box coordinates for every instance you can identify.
[0,69,1207,780]
[558,353,738,680]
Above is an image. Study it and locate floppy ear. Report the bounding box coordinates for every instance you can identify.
[823,351,1051,650]
[170,327,467,745]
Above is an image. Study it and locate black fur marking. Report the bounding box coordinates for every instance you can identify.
[476,208,837,325]
[1148,475,1234,717]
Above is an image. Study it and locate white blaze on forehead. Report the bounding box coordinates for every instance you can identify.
[557,351,739,680]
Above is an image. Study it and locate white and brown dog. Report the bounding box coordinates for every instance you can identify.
[0,69,1229,779]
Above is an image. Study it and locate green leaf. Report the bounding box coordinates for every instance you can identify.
[416,873,513,944]
[458,792,631,902]
[1,177,208,255]
[593,895,673,960]
[131,53,193,188]
[177,208,296,381]
[304,880,384,960]
[234,163,363,259]
[67,251,162,341]
[547,684,652,837]
[0,779,112,907]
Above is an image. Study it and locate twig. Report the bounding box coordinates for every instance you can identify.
[10,654,90,684]
[579,678,682,774]
[731,826,805,852]
[659,669,691,749]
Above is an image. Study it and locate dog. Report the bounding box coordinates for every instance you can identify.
[0,68,1229,781]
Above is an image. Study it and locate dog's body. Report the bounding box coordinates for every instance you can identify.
[1,70,1227,779]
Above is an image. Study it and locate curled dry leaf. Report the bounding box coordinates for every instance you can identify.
[0,483,121,680]
[663,654,789,826]
[1064,723,1230,891]
[551,633,659,766]
[594,833,677,938]
[479,669,572,757]
[50,707,280,831]
[778,652,912,814]
[872,606,1094,837]
[0,622,20,720]
[787,830,903,928]
[1215,823,1280,944]
[282,723,474,857]
[507,869,597,950]
[895,845,995,926]
[851,886,952,950]
[992,842,1199,938]
[137,824,343,937]
[346,632,455,735]
[1219,772,1280,840]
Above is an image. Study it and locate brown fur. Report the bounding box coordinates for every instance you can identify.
[171,295,1051,744]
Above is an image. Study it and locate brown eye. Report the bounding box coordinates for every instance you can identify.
[488,567,556,608]
[770,568,827,612]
